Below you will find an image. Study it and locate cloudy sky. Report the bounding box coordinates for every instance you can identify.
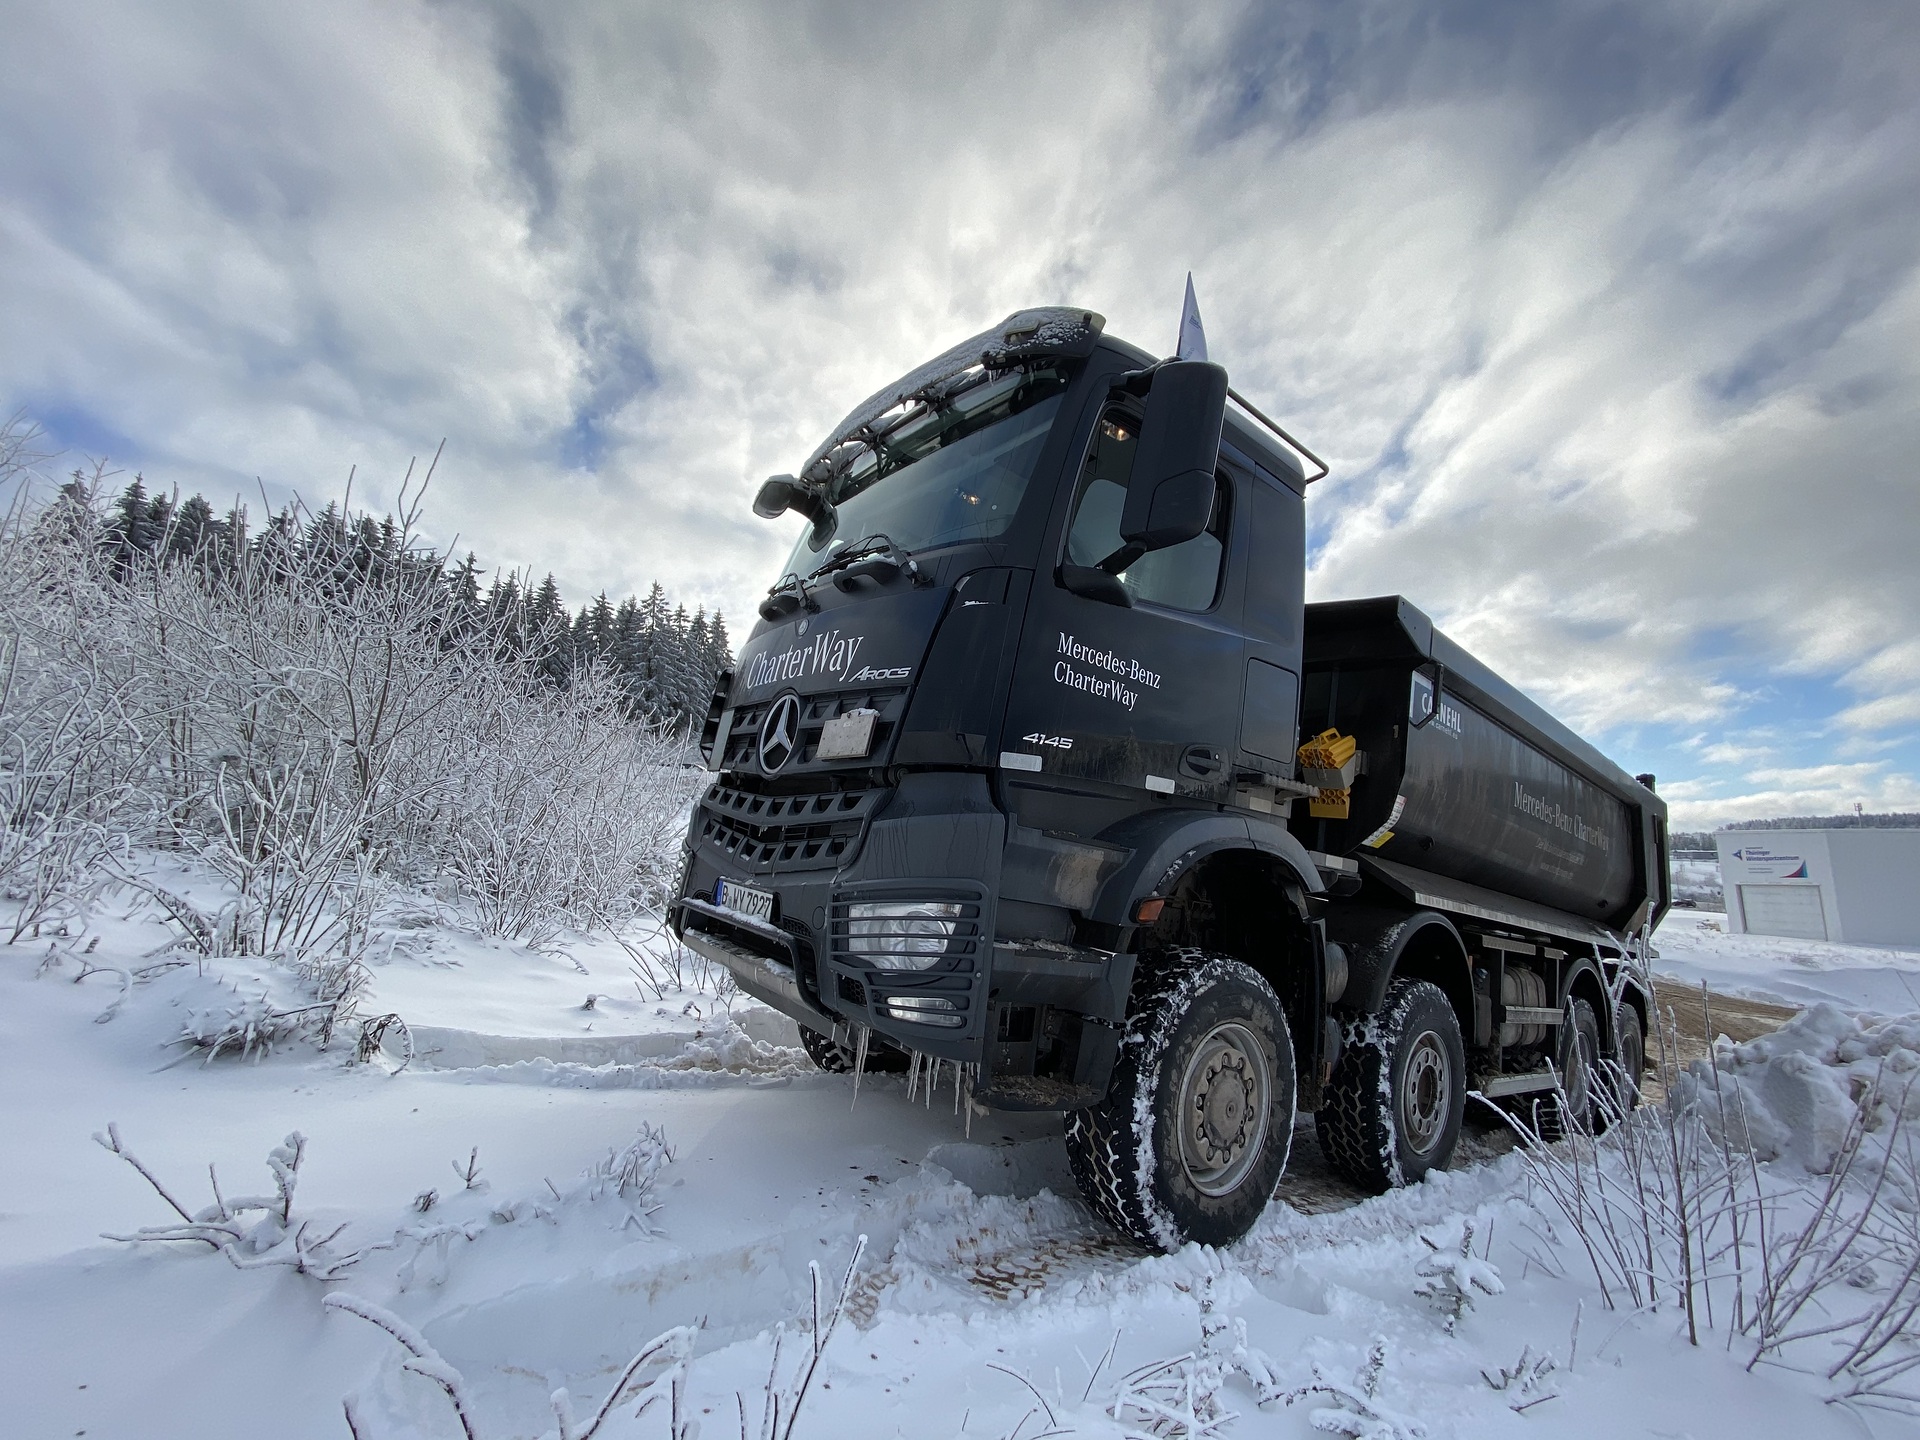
[4,1,1916,827]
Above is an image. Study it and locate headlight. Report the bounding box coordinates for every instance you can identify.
[846,901,963,970]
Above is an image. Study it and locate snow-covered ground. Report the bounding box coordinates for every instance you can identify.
[1654,908,1920,1013]
[4,881,1916,1439]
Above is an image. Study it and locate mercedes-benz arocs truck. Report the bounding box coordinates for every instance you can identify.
[672,307,1669,1251]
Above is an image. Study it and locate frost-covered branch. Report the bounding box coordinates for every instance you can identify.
[550,1324,696,1440]
[743,1234,867,1440]
[1273,1339,1425,1440]
[323,1293,482,1440]
[1414,1222,1504,1334]
[95,1123,370,1279]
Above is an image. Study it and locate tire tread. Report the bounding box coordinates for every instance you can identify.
[1315,977,1463,1194]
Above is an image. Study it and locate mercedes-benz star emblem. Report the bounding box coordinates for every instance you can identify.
[759,693,802,773]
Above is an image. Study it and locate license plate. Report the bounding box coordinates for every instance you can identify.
[716,878,775,924]
[817,708,878,761]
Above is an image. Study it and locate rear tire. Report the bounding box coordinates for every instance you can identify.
[1538,996,1603,1139]
[1600,1001,1644,1131]
[798,1024,910,1074]
[1316,979,1466,1193]
[1065,950,1295,1252]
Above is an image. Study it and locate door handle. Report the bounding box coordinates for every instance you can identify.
[1179,745,1225,781]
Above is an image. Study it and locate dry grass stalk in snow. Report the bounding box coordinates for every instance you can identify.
[1271,1339,1426,1440]
[741,1234,867,1440]
[323,1293,485,1440]
[1413,1222,1504,1334]
[1102,1274,1294,1439]
[327,1290,696,1440]
[1494,987,1920,1416]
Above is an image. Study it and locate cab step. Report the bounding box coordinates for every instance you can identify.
[1476,1068,1561,1097]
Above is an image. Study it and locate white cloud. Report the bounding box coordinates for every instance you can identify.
[3,1,1918,823]
[1661,761,1920,830]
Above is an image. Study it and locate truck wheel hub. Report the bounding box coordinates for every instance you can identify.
[1401,1030,1450,1155]
[1178,1022,1269,1197]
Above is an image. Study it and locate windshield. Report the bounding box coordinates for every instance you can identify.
[779,368,1069,580]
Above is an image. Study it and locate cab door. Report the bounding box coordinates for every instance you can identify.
[1002,403,1245,801]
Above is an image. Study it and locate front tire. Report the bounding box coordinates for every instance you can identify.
[1317,979,1466,1193]
[798,1024,910,1074]
[1065,951,1295,1252]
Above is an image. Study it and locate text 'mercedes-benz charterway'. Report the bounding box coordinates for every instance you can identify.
[1053,632,1162,712]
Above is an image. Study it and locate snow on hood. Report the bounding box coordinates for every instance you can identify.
[798,306,1105,485]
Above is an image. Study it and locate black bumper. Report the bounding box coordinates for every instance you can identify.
[673,772,1007,1065]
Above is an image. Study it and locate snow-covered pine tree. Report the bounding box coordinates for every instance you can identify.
[635,582,673,717]
[685,609,711,718]
[166,495,220,566]
[530,574,570,684]
[109,476,156,571]
[612,596,645,709]
[585,591,616,668]
[487,572,526,655]
[448,553,482,636]
[663,604,695,721]
[145,488,174,549]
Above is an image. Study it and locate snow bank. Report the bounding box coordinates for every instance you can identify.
[1676,1002,1920,1175]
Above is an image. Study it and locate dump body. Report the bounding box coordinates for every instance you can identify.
[1295,597,1668,934]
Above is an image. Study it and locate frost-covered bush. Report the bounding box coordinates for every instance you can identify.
[438,663,694,947]
[0,434,704,966]
[0,459,154,942]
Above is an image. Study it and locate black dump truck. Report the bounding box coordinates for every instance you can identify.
[672,307,1669,1251]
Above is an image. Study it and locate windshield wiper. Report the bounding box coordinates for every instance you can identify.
[757,571,819,622]
[806,533,927,591]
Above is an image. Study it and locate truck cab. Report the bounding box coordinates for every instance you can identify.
[673,307,1667,1250]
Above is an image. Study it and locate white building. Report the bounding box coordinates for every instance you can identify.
[1716,829,1920,946]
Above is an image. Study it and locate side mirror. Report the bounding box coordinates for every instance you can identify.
[753,474,836,547]
[1058,563,1133,608]
[753,475,804,519]
[1119,360,1227,552]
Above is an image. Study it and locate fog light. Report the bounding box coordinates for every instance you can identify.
[847,901,962,970]
[880,994,965,1028]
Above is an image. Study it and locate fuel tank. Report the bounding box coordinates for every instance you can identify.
[1292,597,1668,932]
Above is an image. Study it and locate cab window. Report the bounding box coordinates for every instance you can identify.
[1063,410,1229,612]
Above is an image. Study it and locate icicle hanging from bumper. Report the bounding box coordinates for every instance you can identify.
[850,1024,871,1109]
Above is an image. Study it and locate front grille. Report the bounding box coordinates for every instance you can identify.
[695,780,886,873]
[722,686,909,772]
[837,974,867,1007]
